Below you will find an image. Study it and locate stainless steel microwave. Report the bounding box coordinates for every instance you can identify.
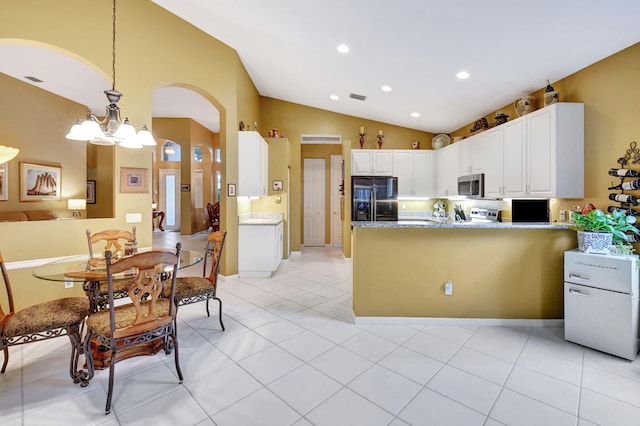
[457,173,484,198]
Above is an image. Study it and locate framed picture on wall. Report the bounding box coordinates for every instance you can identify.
[227,183,236,197]
[20,162,61,201]
[119,167,148,193]
[0,163,8,201]
[86,180,96,204]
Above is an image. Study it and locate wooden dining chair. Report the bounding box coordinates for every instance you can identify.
[82,243,183,414]
[85,227,137,310]
[0,252,89,383]
[207,202,220,232]
[166,231,226,330]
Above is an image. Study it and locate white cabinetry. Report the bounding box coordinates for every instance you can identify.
[483,122,526,198]
[351,149,393,176]
[238,131,268,196]
[526,103,584,198]
[238,221,283,277]
[436,143,460,197]
[394,150,435,198]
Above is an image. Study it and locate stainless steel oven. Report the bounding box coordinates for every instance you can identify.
[457,173,484,198]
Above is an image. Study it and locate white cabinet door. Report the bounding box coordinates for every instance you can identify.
[501,119,526,198]
[351,150,393,176]
[351,150,373,176]
[393,150,435,198]
[412,150,435,198]
[526,103,584,198]
[372,151,394,175]
[480,128,505,198]
[394,151,413,197]
[238,131,268,196]
[436,143,460,197]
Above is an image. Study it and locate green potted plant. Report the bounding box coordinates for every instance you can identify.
[571,208,639,254]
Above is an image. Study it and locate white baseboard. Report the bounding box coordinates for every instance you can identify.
[354,315,564,327]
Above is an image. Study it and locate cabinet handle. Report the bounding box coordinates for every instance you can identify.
[568,273,588,281]
[569,287,590,296]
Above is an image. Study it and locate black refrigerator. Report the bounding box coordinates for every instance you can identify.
[351,176,398,222]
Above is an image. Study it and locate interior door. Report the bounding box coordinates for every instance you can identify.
[159,169,180,231]
[303,158,325,246]
[330,155,342,247]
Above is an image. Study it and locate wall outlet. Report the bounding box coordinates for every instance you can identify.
[126,213,142,223]
[559,210,566,221]
[445,280,453,296]
[64,278,74,289]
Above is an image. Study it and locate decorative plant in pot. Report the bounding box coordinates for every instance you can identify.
[571,208,639,254]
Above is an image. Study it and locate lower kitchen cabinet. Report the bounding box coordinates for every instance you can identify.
[238,221,283,277]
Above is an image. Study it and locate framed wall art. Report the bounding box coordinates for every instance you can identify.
[86,180,96,204]
[20,162,61,201]
[119,167,148,193]
[0,163,7,201]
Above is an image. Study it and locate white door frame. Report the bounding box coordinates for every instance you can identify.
[330,155,342,247]
[159,168,180,231]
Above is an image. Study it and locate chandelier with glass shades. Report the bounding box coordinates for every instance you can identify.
[66,0,155,149]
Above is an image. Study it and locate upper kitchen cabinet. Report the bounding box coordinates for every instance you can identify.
[526,103,584,198]
[351,149,393,176]
[483,122,526,198]
[238,131,268,196]
[436,142,460,197]
[459,130,497,176]
[394,150,435,198]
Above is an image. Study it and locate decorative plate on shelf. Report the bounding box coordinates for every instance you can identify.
[432,134,450,150]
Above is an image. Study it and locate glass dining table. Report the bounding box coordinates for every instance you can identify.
[32,248,203,369]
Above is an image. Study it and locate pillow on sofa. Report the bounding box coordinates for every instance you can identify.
[0,211,29,221]
[24,210,58,221]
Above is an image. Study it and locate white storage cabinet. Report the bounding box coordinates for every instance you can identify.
[238,131,268,196]
[238,221,283,278]
[394,150,435,198]
[564,249,639,360]
[351,149,393,176]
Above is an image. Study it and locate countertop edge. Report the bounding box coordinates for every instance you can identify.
[351,221,571,230]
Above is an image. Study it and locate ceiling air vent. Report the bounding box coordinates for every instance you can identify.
[301,135,343,145]
[349,93,367,101]
[24,76,43,83]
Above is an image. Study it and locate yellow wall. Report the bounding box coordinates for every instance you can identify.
[353,227,577,318]
[0,73,88,217]
[0,0,261,309]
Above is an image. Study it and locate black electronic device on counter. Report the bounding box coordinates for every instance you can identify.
[511,199,550,223]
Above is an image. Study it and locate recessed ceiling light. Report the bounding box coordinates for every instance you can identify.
[456,71,470,79]
[336,44,349,53]
[381,85,392,92]
[410,112,420,118]
[330,94,339,100]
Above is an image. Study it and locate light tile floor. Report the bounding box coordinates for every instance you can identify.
[3,231,640,425]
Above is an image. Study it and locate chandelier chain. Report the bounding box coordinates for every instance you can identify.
[111,0,117,91]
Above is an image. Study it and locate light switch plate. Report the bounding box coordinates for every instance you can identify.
[126,213,142,223]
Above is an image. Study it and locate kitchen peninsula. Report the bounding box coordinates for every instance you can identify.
[351,220,576,323]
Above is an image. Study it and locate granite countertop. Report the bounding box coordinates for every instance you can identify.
[352,220,571,230]
[238,212,283,225]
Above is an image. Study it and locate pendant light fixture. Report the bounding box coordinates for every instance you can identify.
[66,0,155,149]
[0,145,19,163]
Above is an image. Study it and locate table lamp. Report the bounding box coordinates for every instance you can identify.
[68,198,86,218]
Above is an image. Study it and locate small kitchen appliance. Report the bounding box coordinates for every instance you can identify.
[457,173,484,199]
